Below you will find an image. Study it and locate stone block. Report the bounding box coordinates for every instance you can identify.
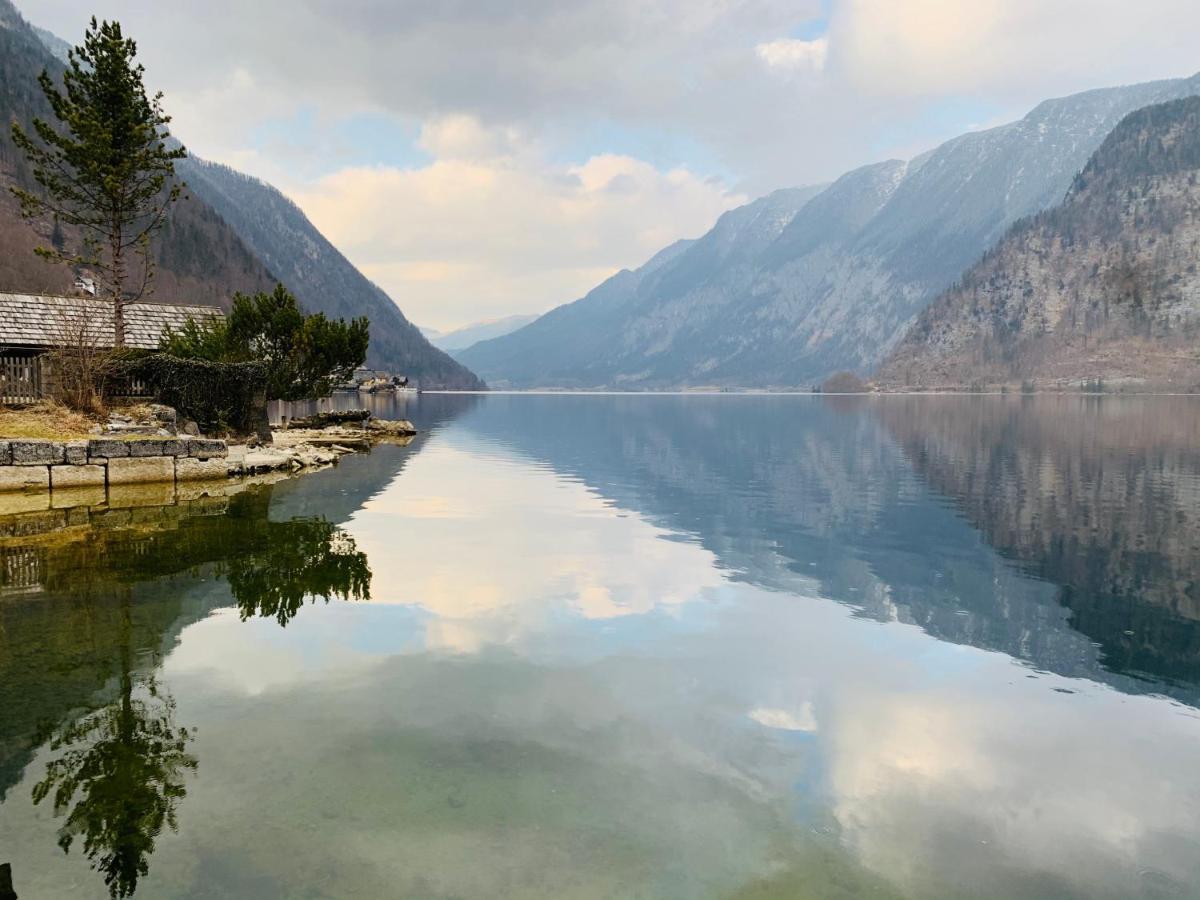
[175,457,232,482]
[128,439,165,457]
[52,485,107,511]
[243,449,293,472]
[88,438,130,459]
[186,438,228,459]
[0,440,11,465]
[107,456,176,486]
[130,506,174,525]
[64,441,89,465]
[50,464,106,489]
[0,465,50,493]
[160,438,187,457]
[11,440,64,465]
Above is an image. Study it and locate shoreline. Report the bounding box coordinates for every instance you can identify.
[0,417,416,516]
[426,388,1200,397]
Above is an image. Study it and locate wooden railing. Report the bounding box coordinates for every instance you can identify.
[0,354,44,405]
[106,374,151,399]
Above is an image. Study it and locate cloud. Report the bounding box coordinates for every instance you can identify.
[23,0,1200,326]
[289,119,745,329]
[835,0,1200,97]
[30,0,1200,197]
[748,703,819,731]
[756,37,828,73]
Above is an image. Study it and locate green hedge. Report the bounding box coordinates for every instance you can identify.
[109,352,270,437]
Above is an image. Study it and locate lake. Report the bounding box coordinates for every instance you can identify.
[2,393,1200,899]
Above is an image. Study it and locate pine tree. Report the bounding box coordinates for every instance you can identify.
[10,18,185,346]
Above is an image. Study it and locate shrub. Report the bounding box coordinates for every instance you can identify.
[160,284,369,400]
[820,371,869,394]
[108,352,269,437]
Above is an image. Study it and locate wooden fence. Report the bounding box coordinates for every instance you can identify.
[0,354,44,405]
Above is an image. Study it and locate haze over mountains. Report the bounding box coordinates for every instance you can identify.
[424,314,540,354]
[462,72,1200,390]
[0,0,481,389]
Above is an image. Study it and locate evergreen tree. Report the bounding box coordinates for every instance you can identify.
[10,18,186,346]
[160,284,371,400]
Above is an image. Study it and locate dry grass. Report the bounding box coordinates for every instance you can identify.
[0,401,101,439]
[0,401,166,441]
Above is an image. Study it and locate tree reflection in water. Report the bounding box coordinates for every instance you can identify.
[32,590,195,899]
[229,517,372,626]
[19,485,372,896]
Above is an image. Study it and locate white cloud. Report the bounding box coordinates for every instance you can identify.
[748,703,819,731]
[836,0,1200,97]
[756,37,828,73]
[289,120,745,329]
[417,115,523,161]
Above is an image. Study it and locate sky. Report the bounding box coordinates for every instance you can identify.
[24,0,1200,331]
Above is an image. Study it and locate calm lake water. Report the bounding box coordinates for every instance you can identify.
[3,394,1200,899]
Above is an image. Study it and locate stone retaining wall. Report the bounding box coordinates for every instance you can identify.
[0,437,229,493]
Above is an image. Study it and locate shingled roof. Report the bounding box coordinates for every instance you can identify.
[0,293,224,351]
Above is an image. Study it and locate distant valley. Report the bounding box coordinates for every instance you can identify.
[423,314,541,354]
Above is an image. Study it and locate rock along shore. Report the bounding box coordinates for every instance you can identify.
[0,415,417,512]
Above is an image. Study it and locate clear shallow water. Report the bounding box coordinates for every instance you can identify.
[3,394,1200,898]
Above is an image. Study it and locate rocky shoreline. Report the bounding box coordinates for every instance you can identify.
[0,407,417,513]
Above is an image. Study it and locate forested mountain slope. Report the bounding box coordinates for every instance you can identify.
[0,0,274,307]
[178,160,483,388]
[3,1,481,388]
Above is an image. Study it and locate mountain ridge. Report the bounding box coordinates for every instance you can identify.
[876,96,1200,391]
[177,159,483,389]
[0,0,276,309]
[462,72,1200,390]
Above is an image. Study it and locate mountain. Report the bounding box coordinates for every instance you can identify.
[0,0,275,307]
[458,186,825,387]
[3,2,482,389]
[425,313,541,354]
[877,97,1200,391]
[177,159,484,389]
[461,73,1200,390]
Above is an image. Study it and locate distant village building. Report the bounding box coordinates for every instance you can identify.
[0,292,223,403]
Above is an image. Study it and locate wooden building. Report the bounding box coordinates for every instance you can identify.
[0,292,223,404]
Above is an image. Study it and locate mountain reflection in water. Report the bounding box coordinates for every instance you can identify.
[1,393,1199,899]
[452,393,1200,705]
